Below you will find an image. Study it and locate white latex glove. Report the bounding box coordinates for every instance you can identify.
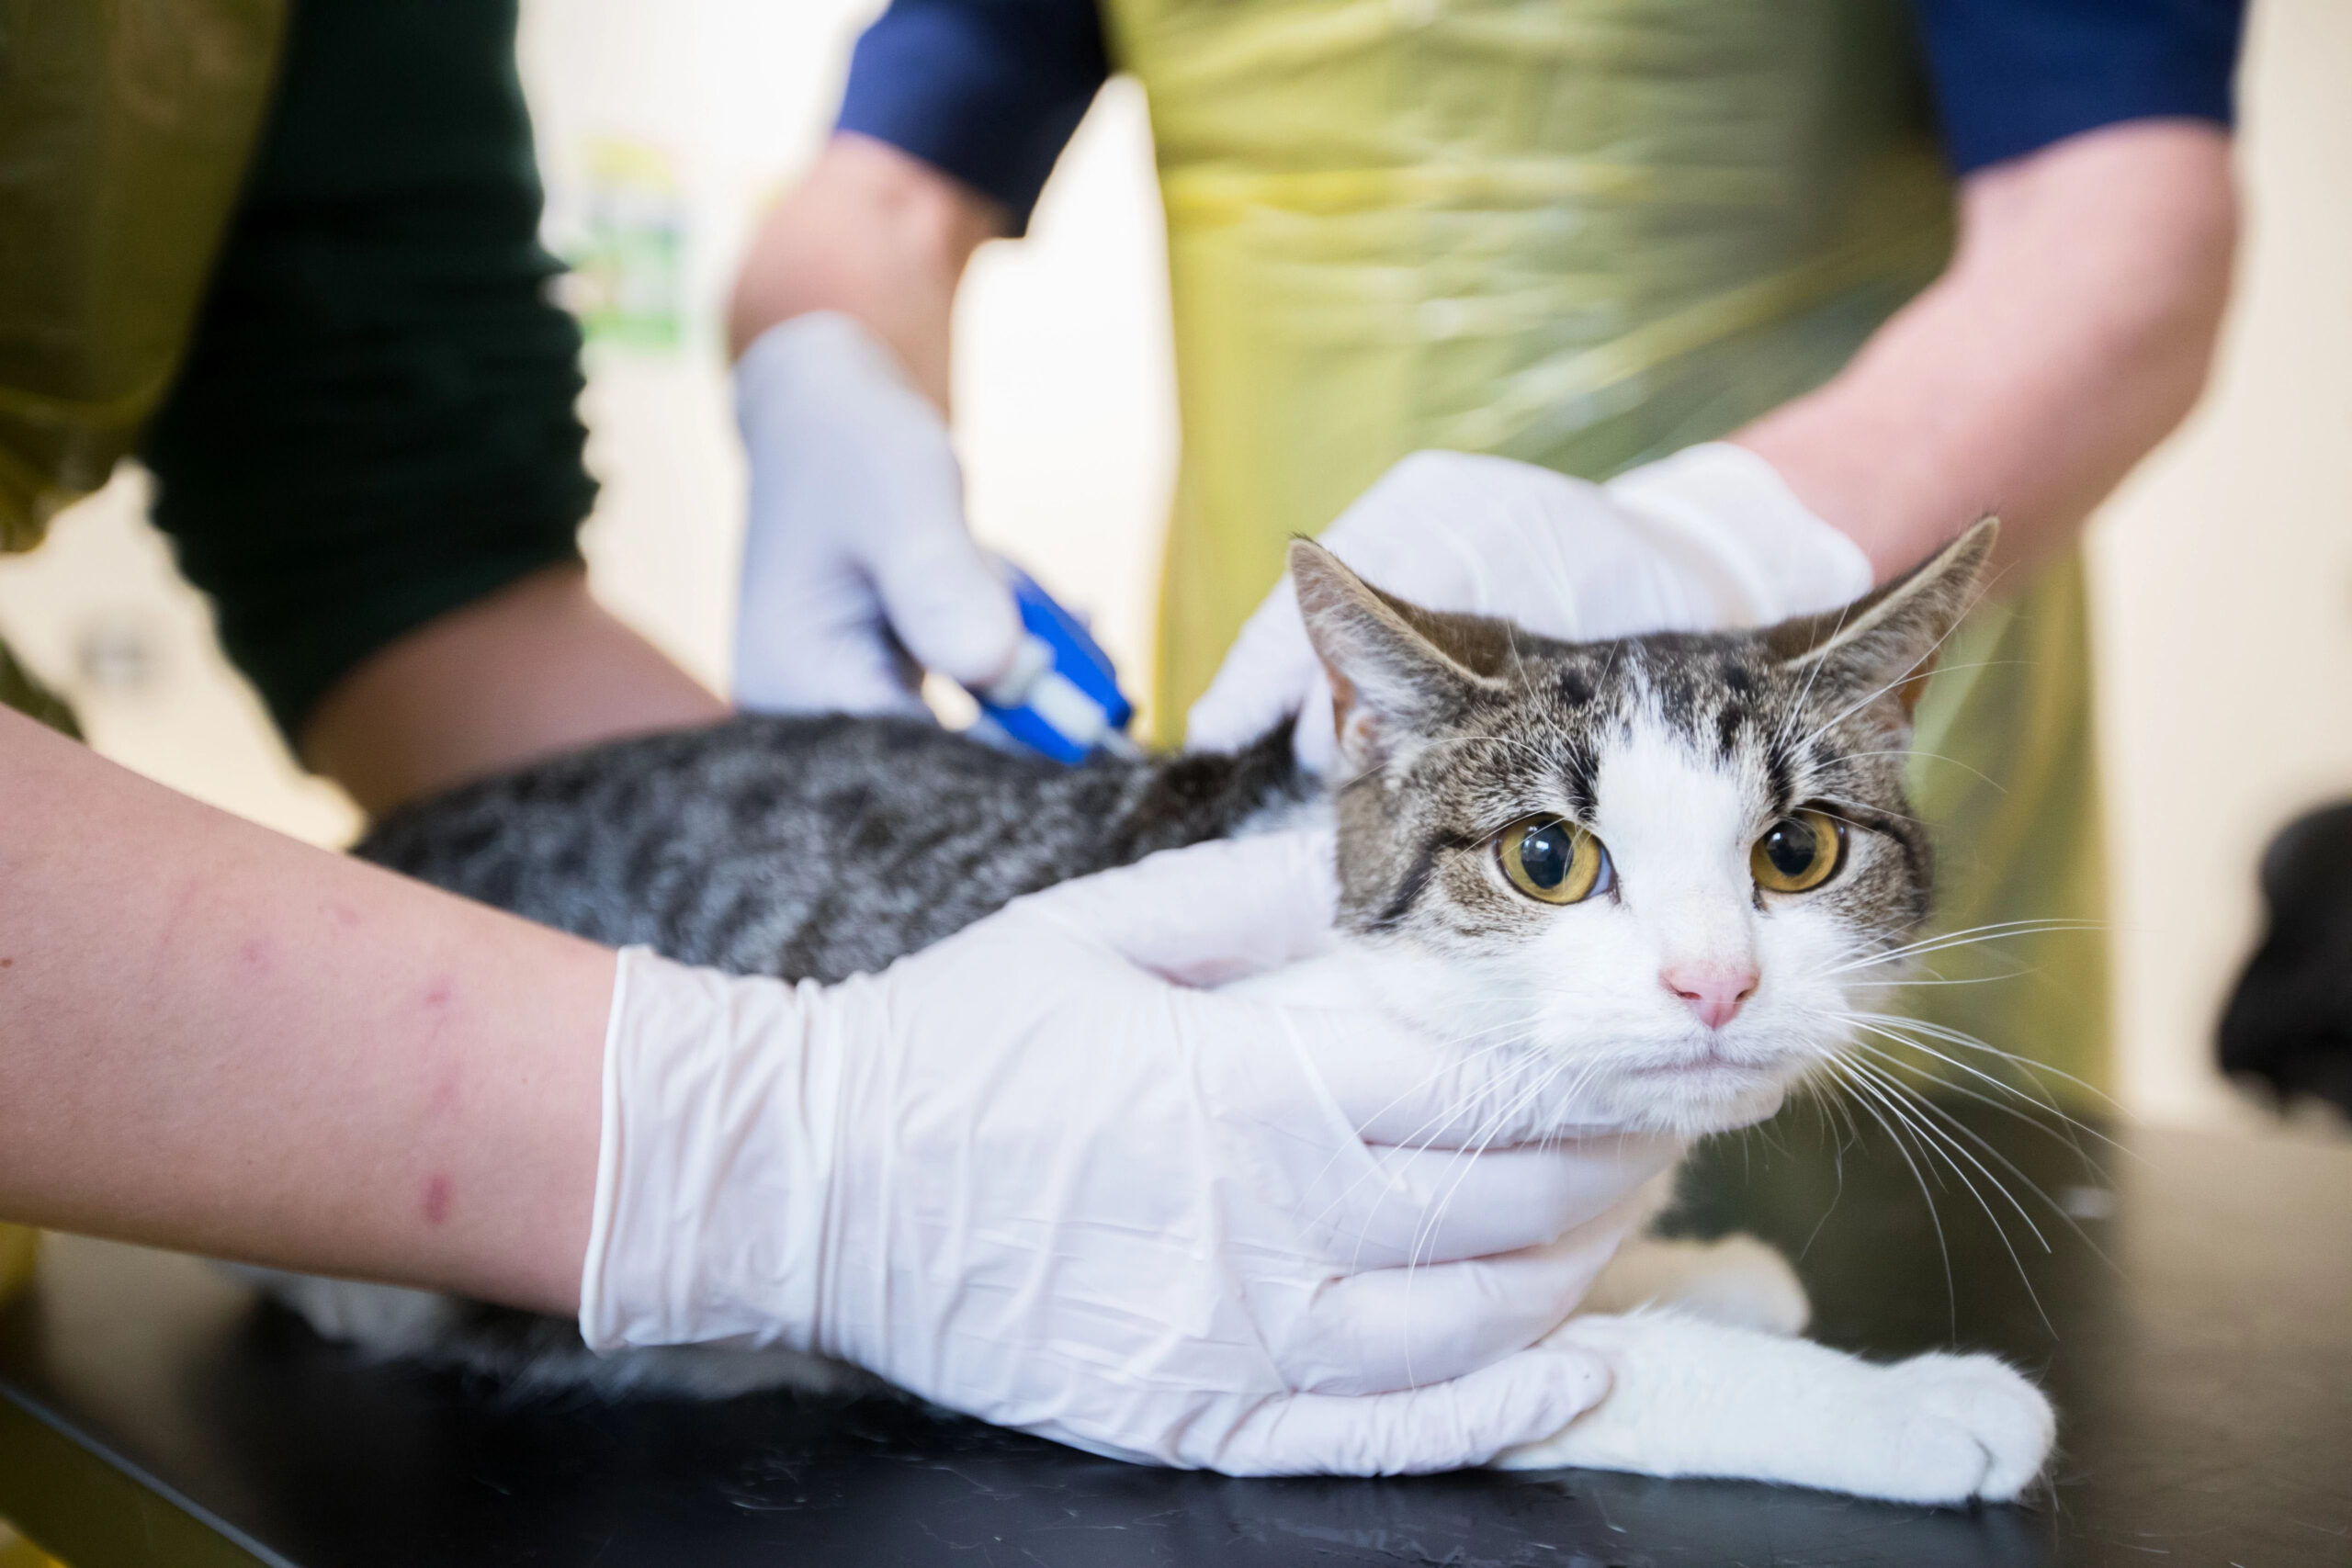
[580,830,1679,1475]
[732,311,1022,716]
[1186,446,1874,773]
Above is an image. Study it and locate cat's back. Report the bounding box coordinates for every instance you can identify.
[356,713,1304,982]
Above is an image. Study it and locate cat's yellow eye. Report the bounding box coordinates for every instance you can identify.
[1497,816,1610,906]
[1751,809,1847,895]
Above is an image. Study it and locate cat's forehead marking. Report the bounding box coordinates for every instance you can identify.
[1713,700,1747,767]
[1424,634,1880,854]
[1511,641,1823,829]
[1628,646,1761,751]
[1600,705,1758,827]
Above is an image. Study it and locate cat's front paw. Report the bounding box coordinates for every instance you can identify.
[1492,1312,2053,1506]
[1871,1352,2056,1505]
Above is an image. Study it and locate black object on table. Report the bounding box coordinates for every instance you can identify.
[2222,799,2352,1116]
[3,1103,2347,1568]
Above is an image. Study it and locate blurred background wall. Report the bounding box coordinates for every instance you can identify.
[0,0,2341,1131]
[2086,0,2352,1130]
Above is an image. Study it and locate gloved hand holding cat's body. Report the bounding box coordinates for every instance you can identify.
[1185,446,1874,770]
[583,829,1678,1475]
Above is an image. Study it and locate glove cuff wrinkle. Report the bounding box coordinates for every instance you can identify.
[577,947,636,1353]
[580,947,830,1358]
[1605,443,1875,627]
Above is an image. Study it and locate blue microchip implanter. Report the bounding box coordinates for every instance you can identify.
[964,562,1137,764]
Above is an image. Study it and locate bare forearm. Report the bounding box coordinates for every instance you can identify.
[1737,120,2236,581]
[0,710,608,1313]
[301,564,727,818]
[727,132,1002,408]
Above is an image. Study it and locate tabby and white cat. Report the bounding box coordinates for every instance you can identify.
[247,518,2053,1506]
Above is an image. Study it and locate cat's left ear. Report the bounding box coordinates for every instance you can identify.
[1289,539,1508,771]
[1763,518,1997,720]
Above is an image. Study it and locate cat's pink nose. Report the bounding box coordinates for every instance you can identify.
[1664,964,1758,1030]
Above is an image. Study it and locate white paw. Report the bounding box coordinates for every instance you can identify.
[1881,1351,2057,1504]
[1494,1314,2055,1506]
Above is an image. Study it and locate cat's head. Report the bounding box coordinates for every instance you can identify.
[1295,520,1993,1137]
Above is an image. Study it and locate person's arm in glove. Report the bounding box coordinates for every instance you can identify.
[0,709,1664,1473]
[729,136,1021,716]
[0,705,607,1311]
[593,830,1671,1472]
[1190,122,2234,763]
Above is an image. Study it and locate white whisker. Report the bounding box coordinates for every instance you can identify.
[1822,1055,1958,1337]
[1834,1055,2057,1334]
[1840,1010,2123,1113]
[1838,1020,2125,1157]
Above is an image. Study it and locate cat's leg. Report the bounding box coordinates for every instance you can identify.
[1497,1309,2055,1506]
[1581,1234,1809,1335]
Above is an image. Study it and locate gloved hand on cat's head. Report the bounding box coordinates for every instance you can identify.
[1186,446,1874,773]
[580,829,1679,1475]
[731,312,1023,716]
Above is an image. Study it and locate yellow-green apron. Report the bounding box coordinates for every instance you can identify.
[0,0,289,1309]
[0,0,288,548]
[1103,0,2108,1090]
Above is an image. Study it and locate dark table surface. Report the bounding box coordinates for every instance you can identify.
[3,1103,2347,1568]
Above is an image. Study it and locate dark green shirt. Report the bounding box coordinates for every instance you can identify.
[140,0,594,739]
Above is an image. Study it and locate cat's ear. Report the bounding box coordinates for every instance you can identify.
[1289,539,1504,770]
[1763,518,1996,719]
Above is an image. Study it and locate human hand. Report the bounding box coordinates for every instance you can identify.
[731,312,1021,716]
[1185,446,1874,772]
[580,830,1679,1474]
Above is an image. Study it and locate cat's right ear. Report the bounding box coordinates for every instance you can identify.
[1289,539,1498,772]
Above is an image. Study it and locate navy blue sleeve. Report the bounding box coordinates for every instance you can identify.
[835,0,2243,215]
[1918,0,2246,174]
[835,0,1109,234]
